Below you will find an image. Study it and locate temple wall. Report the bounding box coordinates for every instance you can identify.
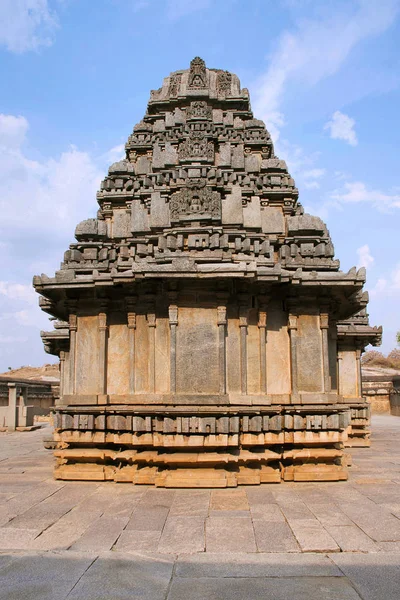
[226,308,241,393]
[155,317,170,393]
[266,302,291,395]
[297,313,323,393]
[338,349,358,398]
[75,316,99,395]
[135,314,150,393]
[107,314,129,395]
[176,307,219,394]
[247,308,261,394]
[328,328,338,391]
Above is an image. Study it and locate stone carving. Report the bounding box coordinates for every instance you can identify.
[188,56,207,88]
[216,70,232,95]
[186,100,212,120]
[34,57,382,488]
[170,179,221,222]
[178,131,214,162]
[168,73,181,97]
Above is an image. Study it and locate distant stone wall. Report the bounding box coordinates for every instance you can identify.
[362,376,392,414]
[391,376,400,416]
[0,378,58,429]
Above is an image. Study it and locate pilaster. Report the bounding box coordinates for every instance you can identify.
[288,309,299,400]
[98,300,108,394]
[168,294,178,394]
[148,311,156,393]
[320,309,331,393]
[126,296,137,394]
[68,300,77,395]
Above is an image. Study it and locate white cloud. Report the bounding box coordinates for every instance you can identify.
[252,0,399,140]
[324,110,358,146]
[0,0,58,54]
[302,168,326,189]
[0,282,36,304]
[0,114,29,148]
[0,335,28,344]
[0,114,104,240]
[102,144,125,164]
[304,181,320,190]
[330,181,400,210]
[370,277,387,296]
[0,113,110,370]
[303,168,326,179]
[392,264,400,289]
[356,244,374,269]
[166,0,211,20]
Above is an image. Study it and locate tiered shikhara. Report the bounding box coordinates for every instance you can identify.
[34,58,382,486]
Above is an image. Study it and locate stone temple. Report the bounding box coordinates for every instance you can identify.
[34,58,382,487]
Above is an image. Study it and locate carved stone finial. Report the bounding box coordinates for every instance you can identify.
[188,57,207,88]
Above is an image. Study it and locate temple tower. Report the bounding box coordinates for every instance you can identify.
[34,58,381,486]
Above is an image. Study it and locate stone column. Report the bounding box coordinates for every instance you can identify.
[148,311,156,393]
[68,302,78,395]
[127,312,136,395]
[19,386,28,427]
[258,298,269,394]
[126,297,137,395]
[7,383,17,431]
[217,305,227,394]
[168,303,178,394]
[356,347,362,397]
[59,351,65,398]
[239,305,248,395]
[288,311,299,400]
[320,310,331,393]
[98,301,108,394]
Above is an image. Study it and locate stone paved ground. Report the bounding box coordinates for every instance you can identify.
[0,415,399,599]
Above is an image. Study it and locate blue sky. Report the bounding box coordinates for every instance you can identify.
[0,0,399,371]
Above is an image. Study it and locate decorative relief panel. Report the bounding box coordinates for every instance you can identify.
[186,101,212,120]
[216,70,232,96]
[168,73,182,97]
[178,131,214,162]
[170,179,221,222]
[188,57,207,88]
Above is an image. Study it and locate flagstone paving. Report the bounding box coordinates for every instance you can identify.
[0,415,399,598]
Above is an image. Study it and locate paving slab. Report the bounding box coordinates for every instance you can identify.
[253,520,300,552]
[66,551,174,600]
[249,503,286,521]
[0,528,40,550]
[0,550,96,600]
[114,530,162,553]
[126,505,170,531]
[175,552,342,578]
[157,516,205,554]
[326,525,380,553]
[205,517,256,552]
[287,519,340,553]
[69,515,129,552]
[169,490,210,517]
[167,576,363,600]
[210,490,249,512]
[31,510,103,551]
[307,503,353,527]
[331,553,400,600]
